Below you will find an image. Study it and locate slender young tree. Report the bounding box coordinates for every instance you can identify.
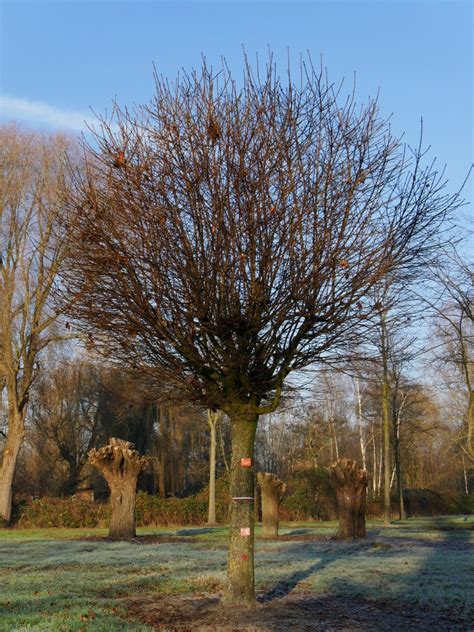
[380,306,392,526]
[370,284,426,524]
[354,376,367,472]
[207,409,221,525]
[60,57,460,604]
[0,126,74,522]
[430,251,473,464]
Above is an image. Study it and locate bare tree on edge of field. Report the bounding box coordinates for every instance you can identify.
[429,250,474,465]
[0,126,75,523]
[59,55,462,604]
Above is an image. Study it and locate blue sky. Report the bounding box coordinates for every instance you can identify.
[1,0,472,208]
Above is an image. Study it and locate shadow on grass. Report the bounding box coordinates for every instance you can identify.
[2,517,473,630]
[344,522,473,627]
[427,515,474,531]
[283,528,314,536]
[258,558,329,602]
[260,519,473,620]
[175,527,218,536]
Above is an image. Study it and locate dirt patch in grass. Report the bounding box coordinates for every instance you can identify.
[124,592,472,631]
[79,534,199,544]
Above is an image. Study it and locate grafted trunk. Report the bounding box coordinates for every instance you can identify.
[257,472,286,537]
[0,412,25,523]
[88,438,149,539]
[225,410,257,606]
[329,459,367,540]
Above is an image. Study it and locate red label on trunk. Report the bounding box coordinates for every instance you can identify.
[242,554,249,561]
[240,457,252,467]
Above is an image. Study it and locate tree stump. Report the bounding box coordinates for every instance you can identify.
[257,472,287,537]
[329,459,367,540]
[88,438,149,539]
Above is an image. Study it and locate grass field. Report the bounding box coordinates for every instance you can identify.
[1,516,473,631]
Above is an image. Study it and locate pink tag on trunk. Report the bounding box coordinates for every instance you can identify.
[240,527,251,537]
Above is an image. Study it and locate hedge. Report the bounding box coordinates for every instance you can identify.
[10,470,474,529]
[16,497,109,528]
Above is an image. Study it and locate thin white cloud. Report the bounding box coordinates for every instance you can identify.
[0,95,98,131]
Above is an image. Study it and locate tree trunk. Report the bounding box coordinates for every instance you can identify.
[0,412,24,523]
[467,390,474,461]
[355,378,367,472]
[393,424,406,521]
[88,438,148,539]
[257,472,286,537]
[462,452,469,494]
[218,420,230,474]
[371,428,377,495]
[380,311,391,527]
[60,460,82,497]
[331,420,340,461]
[329,459,367,540]
[158,454,166,497]
[108,478,138,538]
[207,410,219,525]
[225,410,258,606]
[377,439,383,496]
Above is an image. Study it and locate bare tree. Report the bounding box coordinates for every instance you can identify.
[60,57,460,603]
[363,280,424,524]
[430,251,473,464]
[0,126,74,522]
[30,358,101,496]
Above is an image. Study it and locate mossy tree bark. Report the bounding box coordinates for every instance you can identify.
[225,410,258,606]
[329,459,367,540]
[257,472,286,537]
[88,438,149,539]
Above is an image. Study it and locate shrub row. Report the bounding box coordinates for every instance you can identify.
[15,494,209,529]
[12,468,474,529]
[16,496,109,528]
[135,493,208,526]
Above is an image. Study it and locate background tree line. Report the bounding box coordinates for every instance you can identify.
[0,122,472,514]
[8,315,473,510]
